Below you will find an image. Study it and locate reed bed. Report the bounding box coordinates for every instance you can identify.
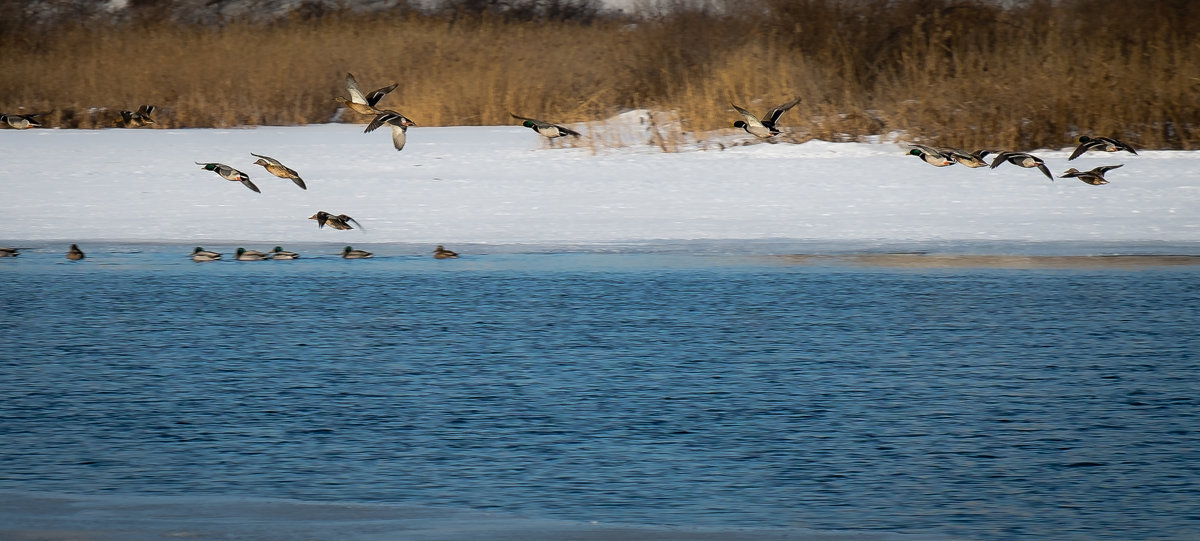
[1,0,1196,150]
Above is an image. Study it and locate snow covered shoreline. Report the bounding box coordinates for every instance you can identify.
[2,123,1198,249]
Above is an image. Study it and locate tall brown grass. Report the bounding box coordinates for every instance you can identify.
[1,0,1196,150]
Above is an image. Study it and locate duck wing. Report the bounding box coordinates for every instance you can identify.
[762,97,801,126]
[1068,140,1097,161]
[365,83,398,108]
[730,103,765,128]
[345,73,369,105]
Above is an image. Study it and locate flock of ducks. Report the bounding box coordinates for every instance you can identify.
[2,77,1144,263]
[906,135,1138,185]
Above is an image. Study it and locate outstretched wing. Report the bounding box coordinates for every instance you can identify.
[1094,164,1124,174]
[365,83,398,107]
[730,103,764,128]
[340,214,365,231]
[1068,140,1095,161]
[345,73,368,105]
[763,97,801,126]
[250,152,282,166]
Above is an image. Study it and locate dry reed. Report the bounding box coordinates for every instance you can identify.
[1,0,1196,150]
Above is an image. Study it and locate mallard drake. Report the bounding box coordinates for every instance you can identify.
[250,153,306,189]
[989,151,1054,180]
[1068,135,1137,160]
[1060,164,1123,185]
[191,247,221,261]
[433,245,459,259]
[509,112,581,138]
[1,111,50,129]
[235,247,268,261]
[270,246,300,260]
[115,105,155,128]
[1,247,20,257]
[333,72,398,115]
[731,97,801,138]
[907,144,955,167]
[196,162,260,193]
[309,211,363,231]
[66,244,85,260]
[341,246,373,259]
[365,110,416,151]
[941,148,994,168]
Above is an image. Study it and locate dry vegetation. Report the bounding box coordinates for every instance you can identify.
[1,0,1197,150]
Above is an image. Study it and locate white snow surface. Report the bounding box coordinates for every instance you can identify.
[3,120,1199,249]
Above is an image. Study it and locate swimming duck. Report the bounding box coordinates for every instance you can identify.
[250,153,306,189]
[309,211,363,231]
[989,151,1054,181]
[907,144,955,167]
[731,97,802,138]
[1,111,50,129]
[1060,164,1123,185]
[365,110,417,151]
[115,105,155,128]
[941,148,995,168]
[270,246,300,260]
[341,246,373,259]
[191,247,221,261]
[509,113,581,138]
[1,247,20,257]
[333,72,398,115]
[66,244,85,260]
[433,245,459,259]
[1068,135,1138,161]
[196,162,260,193]
[235,247,268,261]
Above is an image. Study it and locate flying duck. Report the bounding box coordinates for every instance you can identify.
[510,112,581,138]
[309,211,363,231]
[333,72,398,115]
[1060,164,1123,185]
[196,162,260,193]
[115,105,155,128]
[1068,135,1137,160]
[251,153,306,189]
[907,144,955,167]
[1,111,50,129]
[730,97,801,138]
[941,148,995,168]
[989,151,1054,180]
[365,110,417,151]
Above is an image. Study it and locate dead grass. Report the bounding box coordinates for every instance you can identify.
[1,0,1196,149]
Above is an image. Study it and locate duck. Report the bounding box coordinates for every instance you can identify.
[191,247,222,261]
[333,72,398,115]
[509,112,581,138]
[1,247,20,257]
[1068,135,1137,160]
[1060,164,1123,185]
[270,246,300,260]
[433,245,459,259]
[196,162,260,193]
[115,105,155,128]
[364,110,417,151]
[235,247,269,261]
[941,148,995,168]
[1,111,50,129]
[989,151,1054,181]
[907,144,955,167]
[250,153,306,189]
[341,245,373,259]
[730,97,801,138]
[309,211,363,231]
[66,244,85,260]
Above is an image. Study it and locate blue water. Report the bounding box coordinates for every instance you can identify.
[2,243,1199,540]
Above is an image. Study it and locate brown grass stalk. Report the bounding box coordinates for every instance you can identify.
[1,0,1196,150]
